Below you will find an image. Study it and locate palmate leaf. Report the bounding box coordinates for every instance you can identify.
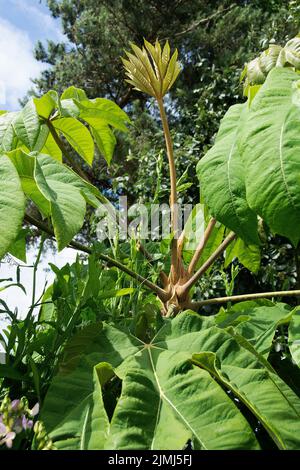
[0,89,129,168]
[197,104,259,245]
[105,346,257,450]
[42,311,300,450]
[0,155,25,259]
[240,67,300,246]
[32,87,130,165]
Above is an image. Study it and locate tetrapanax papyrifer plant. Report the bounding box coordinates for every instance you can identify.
[2,38,300,450]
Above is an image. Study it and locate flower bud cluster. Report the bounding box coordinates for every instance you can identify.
[0,395,39,449]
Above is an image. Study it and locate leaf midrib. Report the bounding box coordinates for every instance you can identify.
[147,346,207,450]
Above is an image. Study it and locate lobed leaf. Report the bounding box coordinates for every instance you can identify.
[42,311,300,450]
[240,67,300,246]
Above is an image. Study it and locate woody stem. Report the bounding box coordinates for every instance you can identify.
[177,231,236,300]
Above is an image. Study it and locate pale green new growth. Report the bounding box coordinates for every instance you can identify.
[122,39,181,99]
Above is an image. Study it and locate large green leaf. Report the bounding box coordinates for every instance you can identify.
[157,313,300,450]
[53,117,94,166]
[240,67,300,246]
[197,104,259,245]
[13,99,41,151]
[0,155,25,259]
[105,347,258,450]
[42,311,300,450]
[34,154,87,250]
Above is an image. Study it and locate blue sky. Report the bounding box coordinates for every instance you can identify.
[0,0,65,109]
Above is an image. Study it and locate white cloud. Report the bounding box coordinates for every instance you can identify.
[0,17,47,110]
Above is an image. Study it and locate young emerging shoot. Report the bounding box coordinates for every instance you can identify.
[122,39,181,100]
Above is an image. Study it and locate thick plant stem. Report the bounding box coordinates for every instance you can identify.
[157,98,179,281]
[189,289,300,309]
[177,231,236,300]
[46,120,90,182]
[187,218,216,276]
[24,213,169,302]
